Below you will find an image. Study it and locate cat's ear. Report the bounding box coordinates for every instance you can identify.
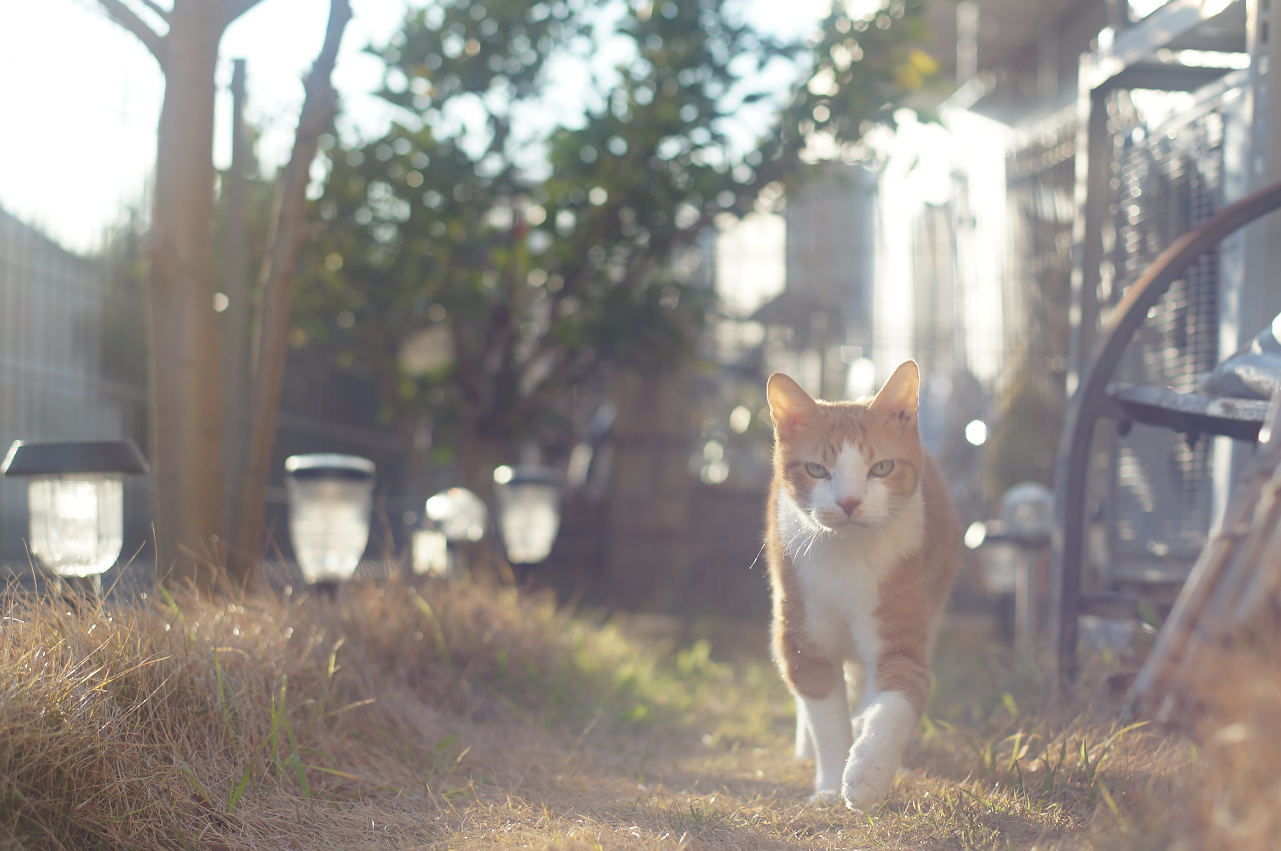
[869,360,920,427]
[767,373,817,438]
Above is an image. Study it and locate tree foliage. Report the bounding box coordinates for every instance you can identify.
[295,0,935,492]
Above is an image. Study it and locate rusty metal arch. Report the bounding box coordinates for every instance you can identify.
[1052,178,1281,686]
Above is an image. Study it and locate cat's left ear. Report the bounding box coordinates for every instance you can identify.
[767,373,818,438]
[869,360,919,429]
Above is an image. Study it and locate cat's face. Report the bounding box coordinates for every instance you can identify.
[767,362,923,534]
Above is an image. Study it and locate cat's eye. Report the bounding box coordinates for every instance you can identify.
[869,460,894,478]
[804,462,829,479]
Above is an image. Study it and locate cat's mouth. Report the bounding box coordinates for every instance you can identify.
[811,510,875,532]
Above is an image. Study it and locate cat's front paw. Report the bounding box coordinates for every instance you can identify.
[841,758,893,812]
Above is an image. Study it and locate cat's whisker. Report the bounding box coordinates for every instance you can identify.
[784,525,812,551]
[801,529,821,557]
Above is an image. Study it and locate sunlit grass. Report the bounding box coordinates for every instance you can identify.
[0,575,1272,849]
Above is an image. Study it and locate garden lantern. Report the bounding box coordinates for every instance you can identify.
[967,482,1054,650]
[424,487,487,542]
[284,454,375,586]
[1,439,148,594]
[1000,481,1053,542]
[411,527,449,576]
[492,464,562,564]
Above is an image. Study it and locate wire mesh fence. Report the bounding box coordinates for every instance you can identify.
[1105,91,1229,582]
[995,108,1078,494]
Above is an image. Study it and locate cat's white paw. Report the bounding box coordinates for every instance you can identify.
[841,758,893,812]
[807,789,841,806]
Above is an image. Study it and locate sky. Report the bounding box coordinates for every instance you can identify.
[0,0,829,253]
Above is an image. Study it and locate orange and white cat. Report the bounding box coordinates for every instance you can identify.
[765,360,960,811]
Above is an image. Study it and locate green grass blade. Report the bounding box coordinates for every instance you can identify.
[178,763,211,806]
[289,753,314,798]
[227,765,251,814]
[412,594,452,669]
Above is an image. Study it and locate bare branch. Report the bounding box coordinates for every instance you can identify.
[229,0,354,586]
[137,0,169,22]
[96,0,165,62]
[223,0,267,25]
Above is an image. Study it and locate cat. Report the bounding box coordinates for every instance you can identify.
[764,360,960,811]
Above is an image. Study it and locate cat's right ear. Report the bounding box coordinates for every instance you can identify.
[767,373,817,438]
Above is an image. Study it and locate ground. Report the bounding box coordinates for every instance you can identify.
[0,576,1261,850]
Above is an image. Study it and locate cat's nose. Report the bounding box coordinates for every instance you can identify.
[837,497,861,516]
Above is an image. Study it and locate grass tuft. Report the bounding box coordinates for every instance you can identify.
[1,579,1277,849]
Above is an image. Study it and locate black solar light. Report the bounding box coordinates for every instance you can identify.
[1,439,149,595]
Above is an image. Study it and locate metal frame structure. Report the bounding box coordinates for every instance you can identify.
[1051,0,1262,685]
[1126,388,1281,723]
[1053,179,1281,684]
[1067,1,1248,398]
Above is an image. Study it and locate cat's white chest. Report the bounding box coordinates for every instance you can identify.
[777,492,921,666]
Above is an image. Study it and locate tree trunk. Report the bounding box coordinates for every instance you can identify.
[367,336,432,501]
[222,59,252,544]
[227,0,352,588]
[97,0,280,592]
[453,420,497,499]
[451,419,507,583]
[604,367,694,611]
[146,4,227,591]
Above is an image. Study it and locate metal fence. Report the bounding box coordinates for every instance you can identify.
[1104,90,1229,583]
[997,108,1078,492]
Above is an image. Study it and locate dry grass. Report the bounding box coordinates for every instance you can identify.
[0,574,1272,850]
[1132,638,1281,851]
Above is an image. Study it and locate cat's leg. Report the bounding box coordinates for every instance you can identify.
[796,687,851,801]
[842,688,919,811]
[773,600,848,801]
[842,651,930,811]
[794,698,814,760]
[844,660,867,743]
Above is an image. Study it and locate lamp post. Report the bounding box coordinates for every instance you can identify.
[424,487,488,542]
[411,525,449,577]
[493,464,562,566]
[967,482,1053,652]
[284,454,375,594]
[422,487,487,579]
[1000,482,1053,653]
[1,439,149,596]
